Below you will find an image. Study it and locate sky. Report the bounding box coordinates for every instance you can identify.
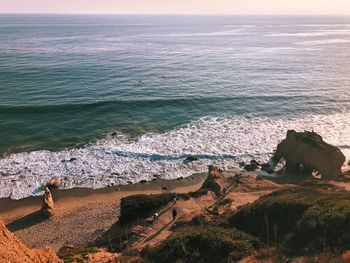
[0,0,350,15]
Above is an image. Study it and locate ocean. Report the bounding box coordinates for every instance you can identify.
[1,14,350,199]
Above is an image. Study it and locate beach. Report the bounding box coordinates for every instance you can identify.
[0,173,207,252]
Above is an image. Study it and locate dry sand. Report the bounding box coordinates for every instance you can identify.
[0,173,206,253]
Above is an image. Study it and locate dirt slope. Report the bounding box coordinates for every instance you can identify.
[0,217,61,263]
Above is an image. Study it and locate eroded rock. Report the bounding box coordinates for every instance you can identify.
[270,130,345,179]
[261,163,274,174]
[41,187,55,218]
[208,165,223,179]
[48,177,60,189]
[184,155,199,163]
[244,160,260,172]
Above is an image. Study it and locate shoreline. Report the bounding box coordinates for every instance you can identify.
[0,173,207,222]
[0,173,207,252]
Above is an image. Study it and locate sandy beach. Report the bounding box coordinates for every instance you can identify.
[0,173,207,253]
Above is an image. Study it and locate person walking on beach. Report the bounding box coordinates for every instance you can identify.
[173,192,177,203]
[172,208,177,221]
[234,174,241,185]
[153,212,159,223]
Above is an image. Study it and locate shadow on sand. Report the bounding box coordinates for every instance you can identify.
[143,220,173,244]
[6,211,47,232]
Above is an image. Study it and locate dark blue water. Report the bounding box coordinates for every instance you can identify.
[1,15,350,199]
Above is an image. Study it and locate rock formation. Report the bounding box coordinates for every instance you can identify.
[208,165,223,179]
[41,187,55,218]
[184,155,199,163]
[244,160,261,172]
[48,177,60,189]
[270,130,345,179]
[0,217,62,263]
[202,165,226,196]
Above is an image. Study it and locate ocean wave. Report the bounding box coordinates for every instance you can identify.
[279,24,350,28]
[156,29,246,37]
[0,95,309,115]
[296,39,350,45]
[1,113,350,200]
[266,29,350,37]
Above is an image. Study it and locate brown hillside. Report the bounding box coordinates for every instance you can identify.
[0,217,62,263]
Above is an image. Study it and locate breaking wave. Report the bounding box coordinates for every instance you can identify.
[1,113,350,200]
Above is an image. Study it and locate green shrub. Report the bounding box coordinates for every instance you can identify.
[189,189,208,198]
[179,193,191,200]
[191,215,206,226]
[119,193,173,223]
[228,184,350,253]
[142,226,262,263]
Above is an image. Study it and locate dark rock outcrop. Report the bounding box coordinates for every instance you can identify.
[270,130,345,179]
[244,160,261,172]
[184,155,199,163]
[200,166,224,196]
[208,165,223,179]
[261,163,274,174]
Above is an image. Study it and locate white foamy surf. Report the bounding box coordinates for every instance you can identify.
[1,113,350,200]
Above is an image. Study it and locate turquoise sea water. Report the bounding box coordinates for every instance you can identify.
[1,15,350,199]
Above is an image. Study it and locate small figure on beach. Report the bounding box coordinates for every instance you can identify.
[173,192,177,203]
[153,212,159,222]
[234,174,241,185]
[172,208,177,221]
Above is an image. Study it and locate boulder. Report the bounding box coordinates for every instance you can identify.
[203,165,225,196]
[238,161,246,167]
[261,163,274,174]
[41,187,55,218]
[272,130,345,179]
[48,177,60,189]
[244,160,260,172]
[184,155,199,163]
[208,165,223,179]
[60,158,77,163]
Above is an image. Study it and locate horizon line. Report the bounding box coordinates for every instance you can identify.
[0,12,349,16]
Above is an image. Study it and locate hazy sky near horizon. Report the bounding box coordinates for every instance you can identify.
[0,0,350,15]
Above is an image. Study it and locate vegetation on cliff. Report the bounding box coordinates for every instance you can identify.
[228,183,350,253]
[119,193,174,223]
[119,173,222,224]
[143,226,262,263]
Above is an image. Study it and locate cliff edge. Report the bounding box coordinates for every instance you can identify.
[0,217,62,263]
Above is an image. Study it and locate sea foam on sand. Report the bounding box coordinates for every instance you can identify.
[1,113,350,200]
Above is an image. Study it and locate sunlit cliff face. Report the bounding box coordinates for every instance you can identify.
[0,0,350,14]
